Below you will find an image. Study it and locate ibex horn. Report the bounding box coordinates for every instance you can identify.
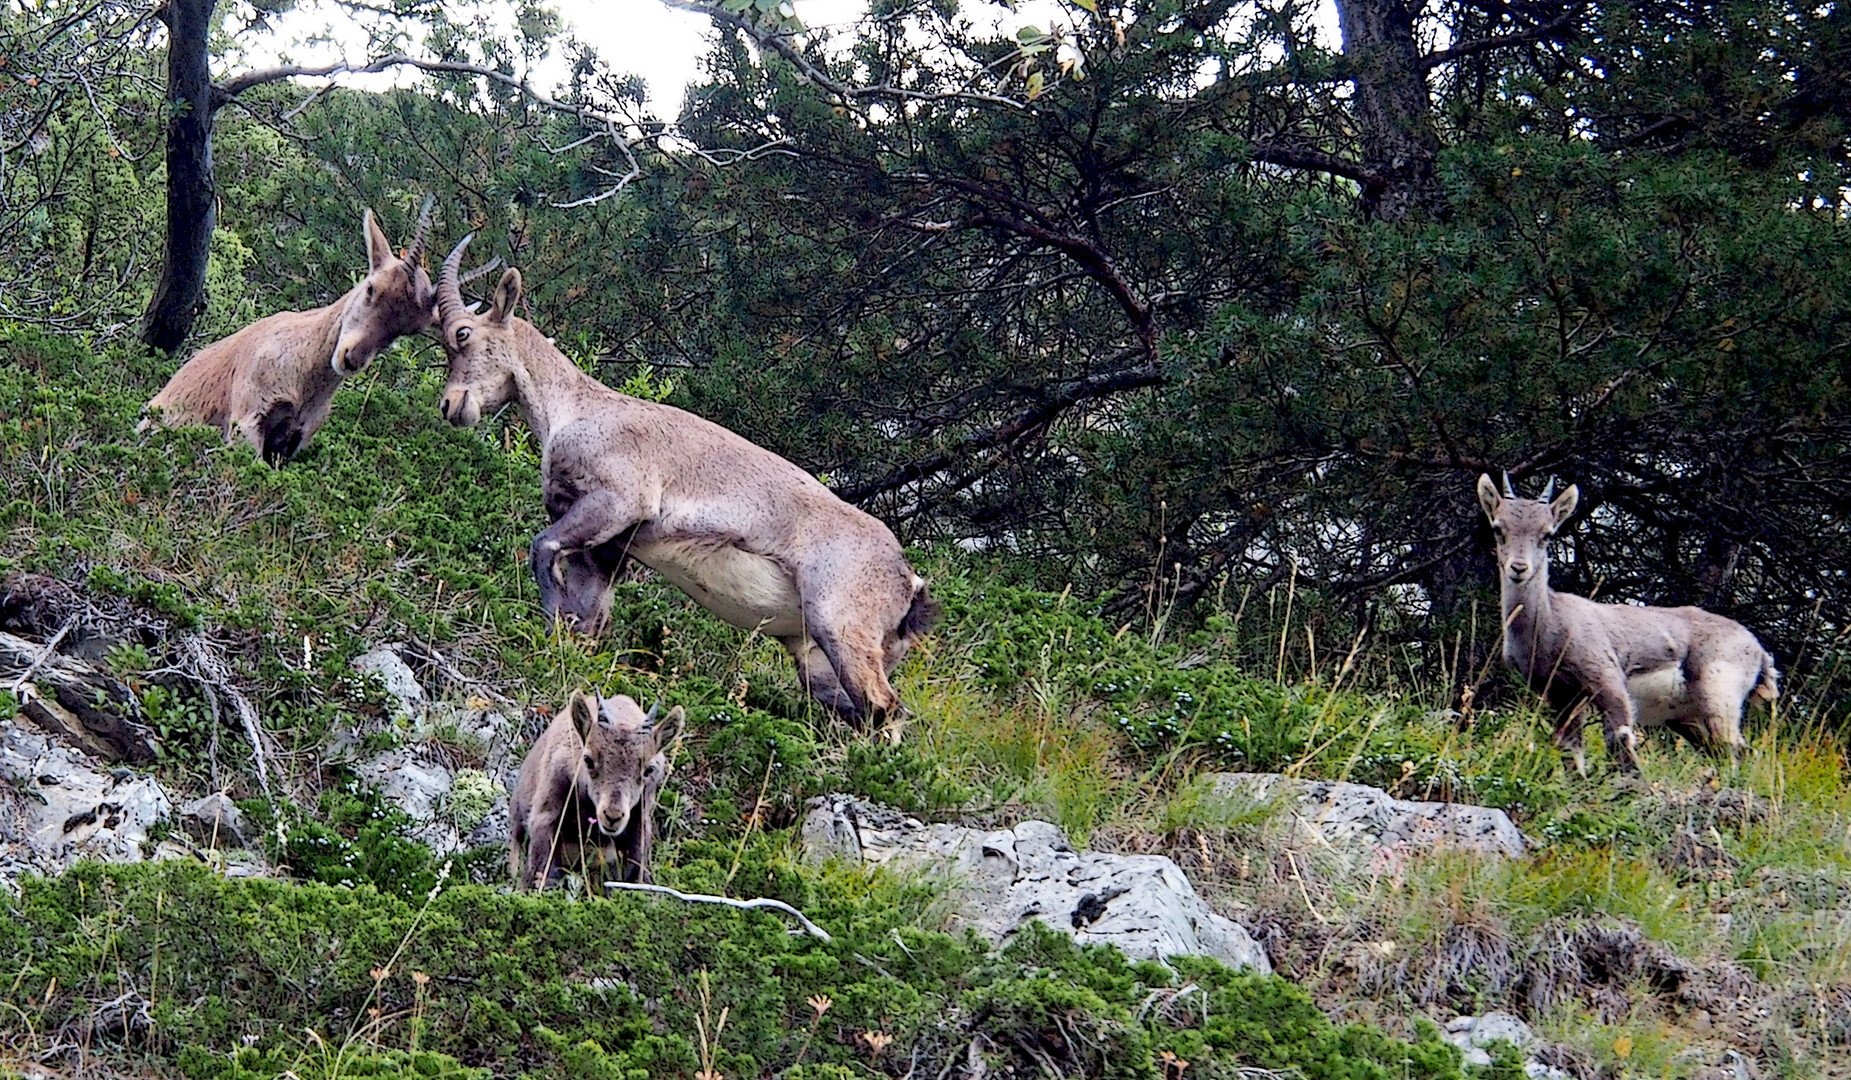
[1501,470,1516,499]
[404,195,436,266]
[1540,477,1556,501]
[641,697,662,731]
[459,255,503,287]
[437,232,475,326]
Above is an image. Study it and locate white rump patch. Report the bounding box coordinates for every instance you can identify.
[1626,666,1690,727]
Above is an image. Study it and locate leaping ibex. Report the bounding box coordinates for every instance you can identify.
[1476,473,1778,773]
[510,690,683,890]
[433,236,938,729]
[140,200,438,464]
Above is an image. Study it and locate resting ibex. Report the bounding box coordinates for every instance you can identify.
[140,201,437,464]
[1477,473,1778,773]
[510,690,683,890]
[432,236,938,728]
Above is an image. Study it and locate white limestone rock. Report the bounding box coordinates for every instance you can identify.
[801,794,1269,973]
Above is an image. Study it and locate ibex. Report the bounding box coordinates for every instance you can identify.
[432,236,939,729]
[139,201,437,464]
[509,690,684,890]
[1477,473,1778,773]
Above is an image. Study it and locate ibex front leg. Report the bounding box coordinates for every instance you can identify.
[531,490,641,633]
[1591,679,1642,774]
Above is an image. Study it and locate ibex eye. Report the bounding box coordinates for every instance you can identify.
[455,327,471,345]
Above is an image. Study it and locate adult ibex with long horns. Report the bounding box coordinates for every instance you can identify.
[140,200,439,464]
[432,236,938,729]
[1477,473,1778,773]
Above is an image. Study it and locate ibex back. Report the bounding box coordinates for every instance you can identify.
[432,236,938,731]
[1477,473,1778,773]
[140,202,437,464]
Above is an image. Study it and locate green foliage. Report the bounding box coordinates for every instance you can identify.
[0,863,1464,1080]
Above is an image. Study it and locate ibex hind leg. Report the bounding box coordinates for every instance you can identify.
[782,635,862,719]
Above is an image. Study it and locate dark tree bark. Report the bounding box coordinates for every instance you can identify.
[140,0,219,352]
[1334,0,1442,221]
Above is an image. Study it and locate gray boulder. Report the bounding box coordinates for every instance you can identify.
[180,792,255,848]
[1207,773,1525,867]
[801,795,1269,973]
[353,644,425,719]
[0,717,172,887]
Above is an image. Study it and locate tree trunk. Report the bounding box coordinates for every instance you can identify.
[1335,0,1441,221]
[139,0,219,353]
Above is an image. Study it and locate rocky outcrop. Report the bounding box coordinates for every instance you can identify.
[801,795,1269,973]
[0,719,172,886]
[340,644,519,859]
[1206,773,1525,871]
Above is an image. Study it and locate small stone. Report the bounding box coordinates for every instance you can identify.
[181,793,253,848]
[353,645,424,718]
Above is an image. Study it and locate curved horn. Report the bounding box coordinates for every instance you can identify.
[437,232,475,326]
[1501,470,1516,499]
[1540,477,1556,501]
[404,195,436,266]
[459,255,503,287]
[641,697,662,731]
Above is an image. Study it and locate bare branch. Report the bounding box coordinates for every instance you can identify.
[659,0,1025,109]
[1421,10,1582,71]
[600,881,833,941]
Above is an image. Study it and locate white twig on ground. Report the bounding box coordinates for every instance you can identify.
[601,881,833,942]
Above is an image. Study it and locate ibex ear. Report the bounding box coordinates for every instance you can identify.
[1475,474,1502,521]
[1549,484,1580,526]
[566,691,598,742]
[490,267,523,325]
[363,209,394,273]
[651,706,686,754]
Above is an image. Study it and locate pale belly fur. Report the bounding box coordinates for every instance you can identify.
[1626,666,1690,727]
[631,537,806,639]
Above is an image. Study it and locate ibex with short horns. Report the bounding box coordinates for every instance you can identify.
[510,691,683,890]
[140,200,438,464]
[1477,473,1778,773]
[433,235,938,729]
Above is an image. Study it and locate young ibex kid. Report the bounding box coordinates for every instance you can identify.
[509,690,684,891]
[1478,473,1778,773]
[140,200,437,464]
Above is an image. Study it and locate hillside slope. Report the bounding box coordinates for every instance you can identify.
[0,325,1846,1079]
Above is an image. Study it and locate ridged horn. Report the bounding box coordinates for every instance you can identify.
[437,232,475,326]
[1540,477,1556,501]
[460,255,503,287]
[641,697,662,731]
[1501,470,1516,499]
[404,195,435,266]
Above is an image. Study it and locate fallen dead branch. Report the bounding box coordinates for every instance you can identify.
[601,881,833,943]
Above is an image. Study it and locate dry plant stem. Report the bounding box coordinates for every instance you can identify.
[600,882,833,943]
[724,750,777,890]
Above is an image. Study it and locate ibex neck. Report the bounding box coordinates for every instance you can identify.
[509,320,603,444]
[305,291,354,370]
[1501,567,1555,668]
